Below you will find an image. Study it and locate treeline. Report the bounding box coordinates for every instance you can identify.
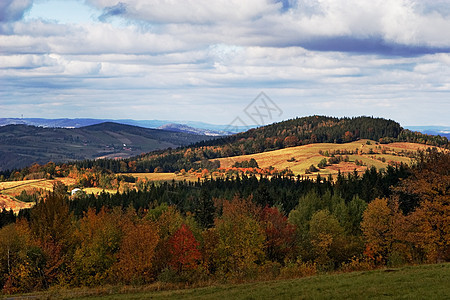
[69,164,410,219]
[130,116,405,173]
[0,163,409,227]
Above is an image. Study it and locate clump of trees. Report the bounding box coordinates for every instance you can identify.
[232,158,259,168]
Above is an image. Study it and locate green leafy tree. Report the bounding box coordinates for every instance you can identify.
[309,210,346,269]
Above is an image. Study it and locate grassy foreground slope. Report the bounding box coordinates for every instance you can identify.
[30,263,449,299]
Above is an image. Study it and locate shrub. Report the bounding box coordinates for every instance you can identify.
[340,256,375,273]
[307,165,319,173]
[318,158,327,169]
[257,261,281,281]
[279,261,317,279]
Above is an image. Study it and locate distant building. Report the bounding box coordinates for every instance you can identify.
[71,188,81,196]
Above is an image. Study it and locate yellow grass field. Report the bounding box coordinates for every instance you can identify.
[216,140,434,176]
[0,178,77,213]
[0,194,33,213]
[128,172,199,182]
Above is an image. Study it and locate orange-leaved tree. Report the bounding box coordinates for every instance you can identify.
[361,197,408,265]
[72,208,123,286]
[397,150,450,263]
[29,190,75,286]
[114,218,159,284]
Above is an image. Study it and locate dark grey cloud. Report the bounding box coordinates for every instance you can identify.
[0,0,33,23]
[297,36,450,57]
[98,2,127,22]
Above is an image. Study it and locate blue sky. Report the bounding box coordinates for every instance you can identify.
[1,0,449,126]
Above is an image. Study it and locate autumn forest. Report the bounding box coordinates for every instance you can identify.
[0,116,449,295]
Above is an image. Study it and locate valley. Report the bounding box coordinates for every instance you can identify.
[0,122,215,171]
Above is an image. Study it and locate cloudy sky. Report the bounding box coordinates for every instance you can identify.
[1,0,449,126]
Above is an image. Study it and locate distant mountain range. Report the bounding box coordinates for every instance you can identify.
[0,118,248,135]
[404,126,450,139]
[157,123,224,136]
[0,122,216,171]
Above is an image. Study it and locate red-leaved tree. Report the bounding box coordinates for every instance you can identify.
[168,224,201,273]
[260,206,296,263]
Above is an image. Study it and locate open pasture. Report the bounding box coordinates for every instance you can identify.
[128,172,199,182]
[215,140,436,176]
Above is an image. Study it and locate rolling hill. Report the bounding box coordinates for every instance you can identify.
[0,122,216,171]
[0,140,432,212]
[125,116,447,174]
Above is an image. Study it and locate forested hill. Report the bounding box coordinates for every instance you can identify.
[0,122,216,171]
[69,116,447,173]
[196,116,402,149]
[190,115,447,153]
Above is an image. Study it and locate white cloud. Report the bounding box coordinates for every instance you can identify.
[81,0,450,49]
[87,0,280,24]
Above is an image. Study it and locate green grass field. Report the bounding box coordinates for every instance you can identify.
[21,263,450,300]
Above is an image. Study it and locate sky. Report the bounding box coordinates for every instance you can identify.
[1,0,450,127]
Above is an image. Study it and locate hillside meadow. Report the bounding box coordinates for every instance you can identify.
[0,173,202,212]
[16,263,450,300]
[216,140,432,176]
[0,178,76,212]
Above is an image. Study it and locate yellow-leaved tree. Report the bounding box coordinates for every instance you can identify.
[214,196,265,278]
